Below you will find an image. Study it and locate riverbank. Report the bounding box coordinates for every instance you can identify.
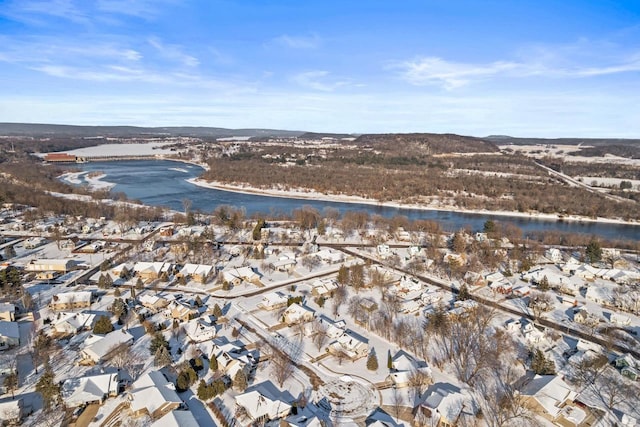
[187,177,639,227]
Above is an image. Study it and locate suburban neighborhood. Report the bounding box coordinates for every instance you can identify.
[1,203,640,427]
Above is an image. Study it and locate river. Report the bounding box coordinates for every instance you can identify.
[70,160,640,240]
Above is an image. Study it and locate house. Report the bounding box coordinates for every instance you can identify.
[520,374,580,424]
[50,291,93,311]
[315,316,346,339]
[421,289,444,306]
[259,292,288,311]
[400,299,422,314]
[80,329,134,364]
[151,410,201,427]
[489,280,513,295]
[513,286,531,297]
[586,285,613,306]
[221,266,261,286]
[418,383,473,427]
[545,248,563,264]
[134,262,173,280]
[387,350,432,387]
[25,258,74,273]
[211,337,254,379]
[129,371,184,420]
[176,264,214,284]
[315,249,344,264]
[328,330,368,360]
[281,303,315,325]
[167,301,198,322]
[62,372,119,408]
[0,303,16,322]
[234,383,292,423]
[53,312,96,334]
[311,278,338,297]
[184,318,217,343]
[140,294,170,313]
[377,244,391,257]
[615,354,640,381]
[24,237,46,249]
[610,312,632,326]
[573,308,599,327]
[0,398,26,424]
[0,321,20,349]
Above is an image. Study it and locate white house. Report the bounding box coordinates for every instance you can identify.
[80,329,134,364]
[0,399,25,424]
[545,248,563,264]
[151,410,200,427]
[259,292,288,311]
[387,350,432,387]
[281,303,315,325]
[610,312,632,326]
[62,372,119,408]
[0,321,20,349]
[315,316,346,339]
[50,291,93,311]
[377,244,391,257]
[314,249,344,264]
[184,318,217,343]
[53,312,96,334]
[235,385,291,423]
[221,267,260,286]
[328,330,368,360]
[586,285,614,306]
[129,371,183,419]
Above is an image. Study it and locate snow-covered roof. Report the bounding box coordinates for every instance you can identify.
[0,321,19,339]
[52,291,92,305]
[235,389,291,421]
[520,375,577,418]
[0,303,16,313]
[179,263,213,277]
[422,384,468,423]
[62,372,119,407]
[53,312,96,333]
[130,371,182,415]
[81,329,134,362]
[151,410,200,427]
[184,318,217,342]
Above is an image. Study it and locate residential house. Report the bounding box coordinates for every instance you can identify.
[387,350,432,387]
[50,291,93,311]
[134,262,173,281]
[129,371,184,420]
[140,294,170,313]
[513,286,531,297]
[234,382,292,424]
[520,374,584,425]
[0,321,20,349]
[421,289,444,306]
[377,244,391,257]
[418,383,474,427]
[585,285,614,306]
[315,249,344,264]
[177,264,214,284]
[62,372,119,408]
[221,266,261,286]
[0,303,15,322]
[211,337,255,379]
[315,316,346,339]
[610,312,632,326]
[80,329,134,364]
[25,258,74,273]
[328,330,368,360]
[281,303,315,325]
[167,301,198,322]
[184,318,217,343]
[53,312,96,334]
[151,410,201,427]
[0,398,26,424]
[311,279,338,298]
[545,248,563,264]
[259,292,288,311]
[573,308,599,327]
[615,354,640,381]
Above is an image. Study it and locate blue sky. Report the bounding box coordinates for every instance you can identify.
[1,0,639,137]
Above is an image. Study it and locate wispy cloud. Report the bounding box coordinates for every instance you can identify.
[1,0,90,25]
[148,37,199,67]
[396,46,640,89]
[292,70,349,92]
[272,33,321,49]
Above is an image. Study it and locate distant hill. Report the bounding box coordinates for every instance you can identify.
[354,133,499,154]
[485,135,640,147]
[297,132,356,140]
[0,123,305,138]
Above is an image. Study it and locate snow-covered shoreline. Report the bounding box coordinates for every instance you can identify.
[59,171,115,190]
[187,177,639,227]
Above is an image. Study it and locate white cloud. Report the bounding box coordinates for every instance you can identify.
[148,37,199,67]
[272,34,321,49]
[292,71,349,92]
[396,49,640,89]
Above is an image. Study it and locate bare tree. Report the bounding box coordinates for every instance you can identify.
[391,386,405,421]
[108,342,133,371]
[407,368,432,405]
[265,336,301,388]
[571,355,637,412]
[311,320,329,352]
[332,285,348,318]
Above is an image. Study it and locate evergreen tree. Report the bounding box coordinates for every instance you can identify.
[538,275,550,291]
[367,351,378,371]
[210,355,219,371]
[337,265,349,285]
[197,379,210,400]
[457,283,470,301]
[531,349,555,375]
[585,239,602,264]
[135,277,144,289]
[212,303,223,318]
[233,369,248,391]
[35,362,61,411]
[387,350,393,370]
[154,346,172,367]
[150,332,169,353]
[93,315,114,334]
